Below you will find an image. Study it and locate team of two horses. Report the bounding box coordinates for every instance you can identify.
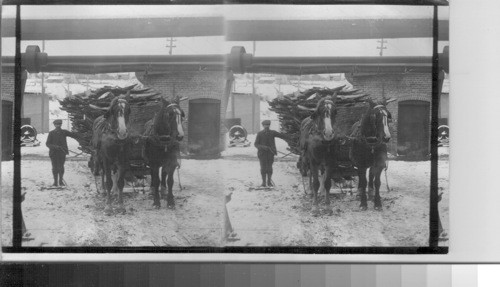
[90,89,391,214]
[91,93,185,214]
[299,94,395,212]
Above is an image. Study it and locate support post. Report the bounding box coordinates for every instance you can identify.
[429,5,440,248]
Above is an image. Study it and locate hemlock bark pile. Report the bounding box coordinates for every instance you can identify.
[59,84,163,155]
[268,85,372,155]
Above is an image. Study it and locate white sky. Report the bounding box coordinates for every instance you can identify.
[1,5,449,57]
[2,5,448,20]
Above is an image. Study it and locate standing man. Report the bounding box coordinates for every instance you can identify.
[254,120,287,187]
[46,119,78,186]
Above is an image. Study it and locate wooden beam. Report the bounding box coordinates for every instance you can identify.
[226,19,449,41]
[1,17,448,41]
[1,17,224,40]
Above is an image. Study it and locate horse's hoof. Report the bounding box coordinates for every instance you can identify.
[325,206,333,216]
[153,201,161,208]
[359,205,368,211]
[311,205,320,216]
[374,205,383,211]
[104,205,113,215]
[116,206,126,214]
[167,199,175,209]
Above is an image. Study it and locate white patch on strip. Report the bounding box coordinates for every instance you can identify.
[323,105,334,140]
[117,114,127,138]
[176,112,184,137]
[382,110,391,139]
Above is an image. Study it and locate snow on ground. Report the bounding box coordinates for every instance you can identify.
[2,132,449,247]
[1,78,449,247]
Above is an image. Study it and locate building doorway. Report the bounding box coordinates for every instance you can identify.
[397,100,430,159]
[188,98,221,157]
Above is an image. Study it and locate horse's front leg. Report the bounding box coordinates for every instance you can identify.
[372,167,384,210]
[357,167,368,210]
[116,165,126,213]
[310,164,320,208]
[324,166,332,206]
[150,166,161,208]
[166,168,175,209]
[160,165,167,199]
[368,167,375,201]
[103,161,113,215]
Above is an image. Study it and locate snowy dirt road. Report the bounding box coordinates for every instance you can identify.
[1,139,449,248]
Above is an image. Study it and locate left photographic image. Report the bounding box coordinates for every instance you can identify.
[1,5,228,247]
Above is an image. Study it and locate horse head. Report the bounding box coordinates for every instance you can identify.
[155,96,186,141]
[298,95,337,141]
[363,98,395,144]
[104,93,131,140]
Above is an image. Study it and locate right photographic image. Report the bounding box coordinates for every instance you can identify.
[221,4,449,249]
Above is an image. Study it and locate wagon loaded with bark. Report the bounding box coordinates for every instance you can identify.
[268,85,373,191]
[59,84,169,188]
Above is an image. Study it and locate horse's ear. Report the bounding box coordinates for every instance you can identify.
[161,97,169,106]
[104,97,116,118]
[103,107,111,118]
[125,91,132,102]
[331,93,338,104]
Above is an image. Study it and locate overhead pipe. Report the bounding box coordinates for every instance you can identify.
[2,45,447,75]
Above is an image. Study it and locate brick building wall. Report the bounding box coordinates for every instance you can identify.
[345,72,432,156]
[136,70,233,156]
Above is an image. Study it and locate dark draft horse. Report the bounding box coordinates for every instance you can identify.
[298,96,338,213]
[91,94,132,214]
[142,97,186,208]
[349,98,395,211]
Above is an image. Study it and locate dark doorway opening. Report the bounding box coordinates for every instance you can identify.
[2,100,13,161]
[188,99,221,158]
[397,100,430,159]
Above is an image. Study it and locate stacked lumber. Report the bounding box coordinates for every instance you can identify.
[59,84,163,155]
[268,85,371,155]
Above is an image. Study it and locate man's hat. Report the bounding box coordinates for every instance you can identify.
[53,119,63,125]
[262,120,271,125]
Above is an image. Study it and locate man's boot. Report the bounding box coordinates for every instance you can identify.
[267,172,274,187]
[52,172,58,186]
[260,172,267,187]
[59,172,65,186]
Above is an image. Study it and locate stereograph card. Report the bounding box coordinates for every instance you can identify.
[0,1,450,260]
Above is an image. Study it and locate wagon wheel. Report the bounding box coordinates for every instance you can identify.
[228,125,248,144]
[20,125,37,144]
[438,125,449,147]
